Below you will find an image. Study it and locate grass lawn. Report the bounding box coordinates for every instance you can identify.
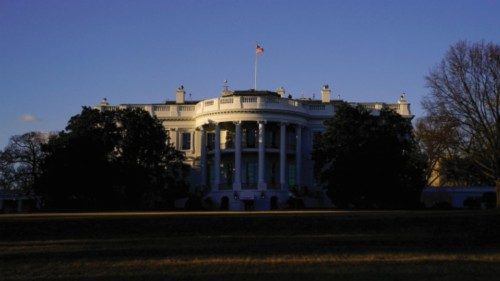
[1,210,500,281]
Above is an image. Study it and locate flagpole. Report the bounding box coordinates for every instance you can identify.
[254,43,263,90]
[254,48,258,90]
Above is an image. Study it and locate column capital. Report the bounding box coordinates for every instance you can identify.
[208,120,219,127]
[233,121,242,125]
[258,120,267,125]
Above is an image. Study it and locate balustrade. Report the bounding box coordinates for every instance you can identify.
[153,105,170,111]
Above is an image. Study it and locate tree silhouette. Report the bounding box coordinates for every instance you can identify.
[0,132,47,194]
[37,107,187,210]
[313,102,426,209]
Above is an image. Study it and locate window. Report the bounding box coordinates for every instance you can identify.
[287,131,296,150]
[288,163,296,187]
[220,161,233,189]
[268,161,278,189]
[206,132,215,150]
[266,129,278,148]
[220,197,229,210]
[313,131,323,147]
[243,159,258,189]
[245,128,257,148]
[270,196,278,210]
[181,132,191,150]
[224,131,234,149]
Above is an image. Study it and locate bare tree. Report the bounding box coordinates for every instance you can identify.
[0,132,48,193]
[422,40,500,183]
[415,114,459,185]
[0,151,16,190]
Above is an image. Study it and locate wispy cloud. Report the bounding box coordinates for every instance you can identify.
[19,114,40,122]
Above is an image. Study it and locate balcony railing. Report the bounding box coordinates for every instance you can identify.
[153,105,170,111]
[218,183,233,190]
[154,104,196,118]
[100,96,335,118]
[241,183,258,190]
[194,96,332,116]
[207,141,296,151]
[214,182,281,190]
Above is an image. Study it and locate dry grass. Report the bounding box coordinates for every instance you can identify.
[1,210,500,281]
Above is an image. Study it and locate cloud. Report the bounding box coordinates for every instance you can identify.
[19,114,40,122]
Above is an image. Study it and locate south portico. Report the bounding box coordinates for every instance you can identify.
[196,117,305,210]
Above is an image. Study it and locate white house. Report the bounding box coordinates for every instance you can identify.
[95,84,412,210]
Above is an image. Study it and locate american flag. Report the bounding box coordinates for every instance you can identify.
[256,44,264,54]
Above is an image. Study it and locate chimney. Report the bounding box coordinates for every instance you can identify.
[276,87,285,98]
[397,93,411,116]
[321,84,331,103]
[99,97,109,106]
[176,85,185,104]
[221,80,233,96]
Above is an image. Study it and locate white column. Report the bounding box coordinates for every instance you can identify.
[280,122,287,189]
[200,126,207,187]
[233,121,242,190]
[258,121,266,190]
[214,123,221,190]
[172,129,179,150]
[295,125,302,187]
[190,131,195,154]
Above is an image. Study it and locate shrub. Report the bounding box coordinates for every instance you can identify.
[463,197,481,209]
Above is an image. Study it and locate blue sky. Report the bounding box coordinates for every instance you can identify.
[1,0,499,148]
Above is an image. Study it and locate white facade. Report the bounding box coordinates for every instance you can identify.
[95,85,412,210]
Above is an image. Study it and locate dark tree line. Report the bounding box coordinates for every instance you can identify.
[1,107,188,210]
[313,102,426,209]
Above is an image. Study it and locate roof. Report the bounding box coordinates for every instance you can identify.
[231,89,280,97]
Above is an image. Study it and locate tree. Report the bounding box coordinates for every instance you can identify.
[111,108,188,208]
[37,107,187,210]
[439,155,488,186]
[0,132,47,194]
[414,115,460,186]
[0,151,16,190]
[312,102,426,209]
[422,40,500,184]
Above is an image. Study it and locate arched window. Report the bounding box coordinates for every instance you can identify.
[270,196,278,210]
[220,196,229,210]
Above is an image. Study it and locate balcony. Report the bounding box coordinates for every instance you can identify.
[194,96,332,116]
[102,96,334,120]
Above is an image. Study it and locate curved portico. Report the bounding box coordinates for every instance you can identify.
[197,120,303,190]
[192,90,310,210]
